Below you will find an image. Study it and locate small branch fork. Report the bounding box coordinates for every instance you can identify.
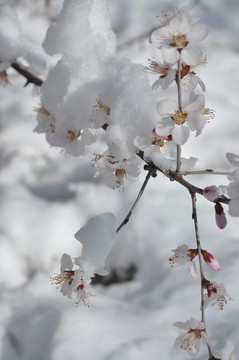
[116,160,230,233]
[11,62,43,87]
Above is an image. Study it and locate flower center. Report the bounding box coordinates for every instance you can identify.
[152,137,164,147]
[170,34,188,50]
[94,98,110,115]
[51,270,75,287]
[115,169,126,183]
[146,59,169,78]
[68,129,81,142]
[171,111,187,125]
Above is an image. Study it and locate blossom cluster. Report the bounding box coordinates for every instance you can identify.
[170,244,231,355]
[150,10,212,145]
[2,1,237,358]
[32,3,210,191]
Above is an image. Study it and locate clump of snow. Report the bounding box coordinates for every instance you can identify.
[75,213,116,271]
[43,0,116,58]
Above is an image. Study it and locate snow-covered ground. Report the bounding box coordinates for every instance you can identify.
[0,1,238,359]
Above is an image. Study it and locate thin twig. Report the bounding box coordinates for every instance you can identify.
[116,165,156,233]
[181,170,233,176]
[190,191,214,359]
[11,62,43,87]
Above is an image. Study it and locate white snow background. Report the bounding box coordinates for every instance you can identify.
[0,0,238,359]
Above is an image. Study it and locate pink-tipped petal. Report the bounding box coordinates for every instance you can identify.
[201,250,220,271]
[203,186,219,202]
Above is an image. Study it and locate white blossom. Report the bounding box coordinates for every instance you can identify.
[155,95,207,145]
[51,253,94,306]
[151,11,208,65]
[203,279,232,310]
[93,151,142,189]
[169,244,197,279]
[173,317,208,355]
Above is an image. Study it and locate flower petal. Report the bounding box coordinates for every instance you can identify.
[157,98,178,116]
[172,125,190,145]
[155,117,174,137]
[162,46,179,64]
[226,152,239,167]
[181,46,202,66]
[187,24,208,43]
[60,253,73,273]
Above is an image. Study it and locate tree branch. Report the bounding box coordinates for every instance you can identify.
[11,62,43,87]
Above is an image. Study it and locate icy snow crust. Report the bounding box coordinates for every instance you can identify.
[0,0,239,359]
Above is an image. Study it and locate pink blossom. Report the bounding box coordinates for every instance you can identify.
[201,250,220,271]
[203,186,219,202]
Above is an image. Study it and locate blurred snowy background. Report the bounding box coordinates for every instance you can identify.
[0,0,239,359]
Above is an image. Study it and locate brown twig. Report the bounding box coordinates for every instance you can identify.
[116,164,157,233]
[11,62,43,87]
[190,191,215,359]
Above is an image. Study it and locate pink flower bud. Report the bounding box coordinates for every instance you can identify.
[203,186,219,202]
[215,202,227,229]
[201,250,220,271]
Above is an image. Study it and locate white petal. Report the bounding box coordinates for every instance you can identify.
[162,46,179,64]
[172,125,190,145]
[187,24,208,43]
[188,260,197,279]
[227,181,239,199]
[226,152,239,167]
[187,112,206,131]
[181,46,202,66]
[228,199,239,217]
[157,98,177,116]
[155,117,174,137]
[60,253,73,273]
[169,13,190,34]
[151,27,170,48]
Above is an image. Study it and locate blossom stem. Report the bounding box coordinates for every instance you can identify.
[116,165,157,232]
[176,57,182,173]
[190,191,214,358]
